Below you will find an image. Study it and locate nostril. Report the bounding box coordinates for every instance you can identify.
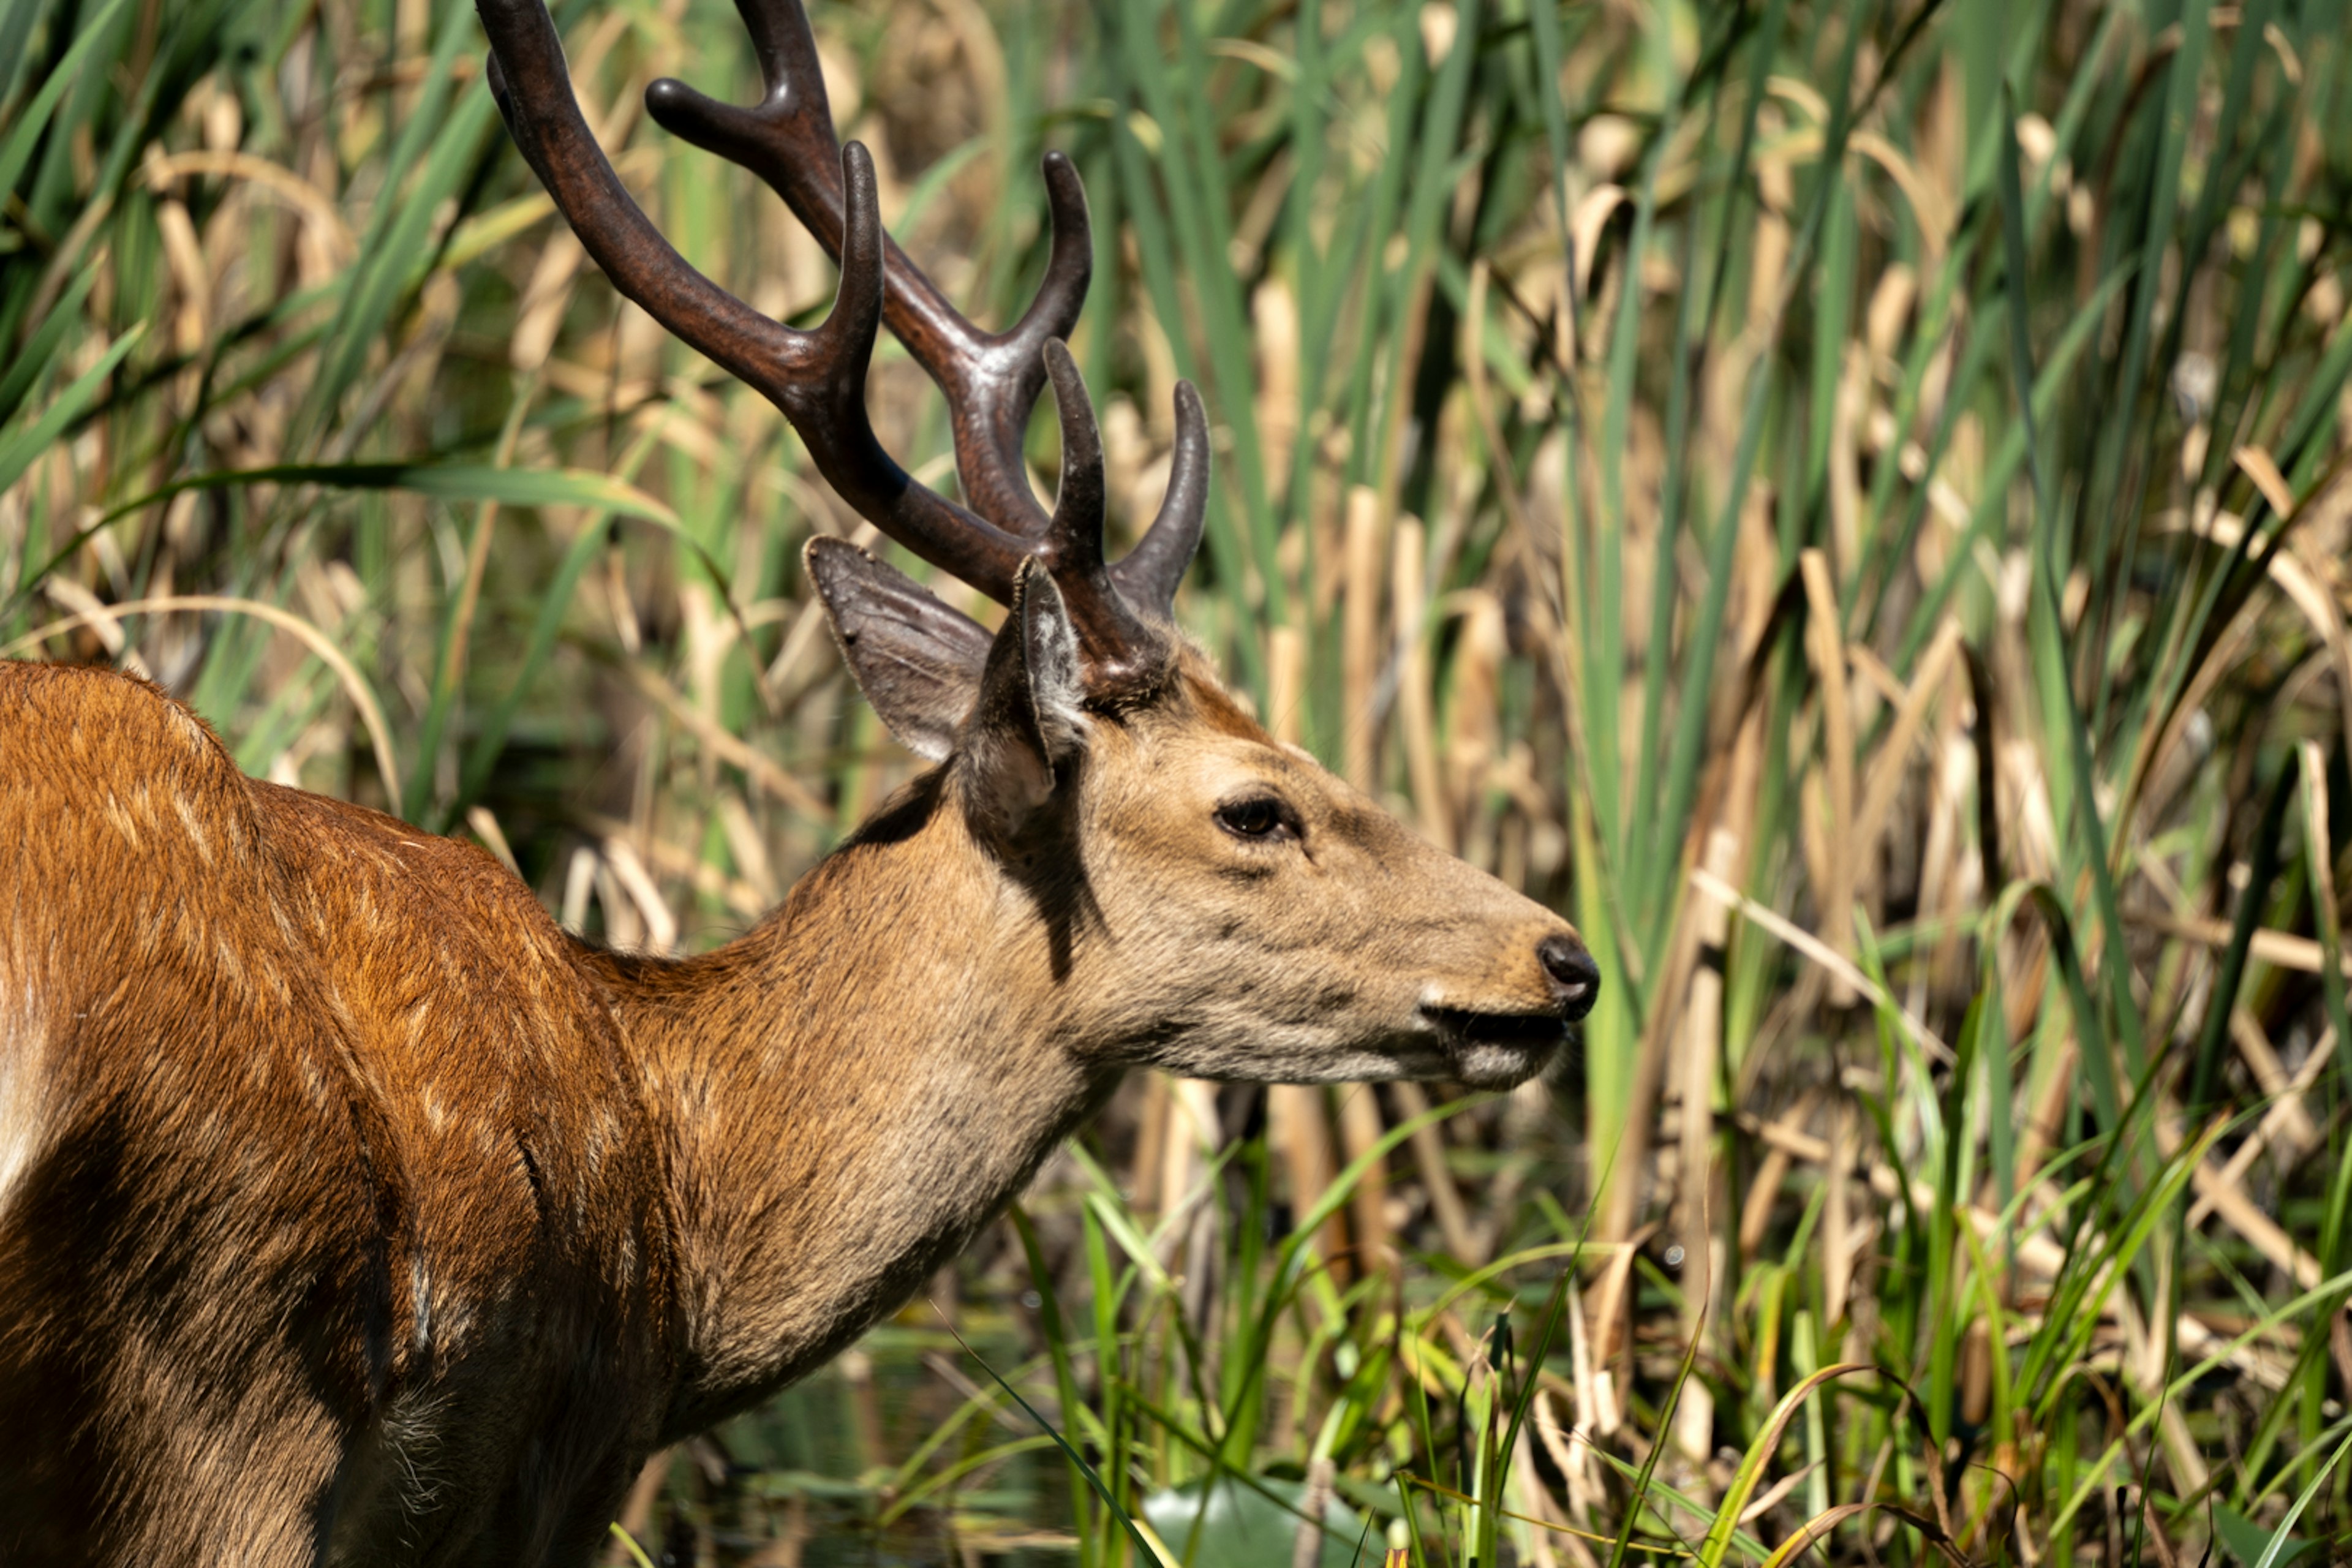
[1537,934,1600,1020]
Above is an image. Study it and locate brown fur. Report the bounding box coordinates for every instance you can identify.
[0,647,1581,1565]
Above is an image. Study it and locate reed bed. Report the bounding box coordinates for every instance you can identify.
[5,0,2350,1562]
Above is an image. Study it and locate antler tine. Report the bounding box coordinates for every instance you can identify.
[1039,339,1163,686]
[1107,381,1211,622]
[481,0,1041,600]
[643,0,1089,541]
[478,0,807,405]
[488,0,1207,681]
[775,146,1036,597]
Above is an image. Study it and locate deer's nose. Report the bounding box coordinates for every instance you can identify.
[1538,935,1600,1021]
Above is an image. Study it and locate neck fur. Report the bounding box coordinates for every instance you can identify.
[601,778,1112,1436]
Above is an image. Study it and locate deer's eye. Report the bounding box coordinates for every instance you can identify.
[1215,795,1294,842]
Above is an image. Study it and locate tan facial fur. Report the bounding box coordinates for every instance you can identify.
[1014,658,1585,1088]
[1,0,1598,1556]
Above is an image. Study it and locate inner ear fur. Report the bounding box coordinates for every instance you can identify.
[807,538,992,762]
[957,558,1088,825]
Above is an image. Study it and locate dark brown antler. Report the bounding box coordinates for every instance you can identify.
[475,0,1207,685]
[640,0,1077,543]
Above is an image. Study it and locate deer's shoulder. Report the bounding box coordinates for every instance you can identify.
[1,659,245,801]
[0,659,657,1214]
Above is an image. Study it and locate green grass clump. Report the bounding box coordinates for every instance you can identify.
[7,0,2352,1562]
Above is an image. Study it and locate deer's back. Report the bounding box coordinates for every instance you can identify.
[0,662,676,1566]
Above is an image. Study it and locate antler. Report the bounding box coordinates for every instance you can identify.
[476,0,1207,687]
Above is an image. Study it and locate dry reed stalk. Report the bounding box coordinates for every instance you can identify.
[715,791,780,904]
[1853,616,1964,878]
[561,847,598,934]
[1734,1109,2242,1303]
[624,663,829,821]
[2150,506,2352,789]
[1557,1274,1607,1494]
[1388,1080,1480,1264]
[1598,711,1750,1246]
[2163,1112,2324,1289]
[1267,620,1306,747]
[1672,827,1737,1460]
[1583,1218,1653,1404]
[513,232,588,373]
[1160,1078,1223,1233]
[1392,516,1449,850]
[1508,1427,1570,1568]
[1445,590,1506,871]
[835,1346,887,1479]
[144,148,359,263]
[1292,1453,1338,1568]
[576,811,764,919]
[1828,340,1868,582]
[1334,1087,1392,1275]
[1341,485,1385,793]
[1690,868,1951,1063]
[1129,1071,1170,1217]
[592,856,644,951]
[601,836,676,955]
[1736,1091,1819,1259]
[1163,1074,1228,1378]
[2125,908,2352,980]
[1821,1104,1855,1343]
[464,806,522,878]
[2110,1283,2212,1501]
[2210,1012,2324,1168]
[606,1452,671,1567]
[1917,728,1975,1011]
[1800,549,1856,1004]
[1254,277,1300,516]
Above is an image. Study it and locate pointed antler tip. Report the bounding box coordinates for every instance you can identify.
[1103,375,1210,620]
[1038,156,1091,262]
[1043,344,1099,458]
[1042,342,1107,581]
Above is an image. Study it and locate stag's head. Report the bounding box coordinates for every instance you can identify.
[477,0,1597,1087]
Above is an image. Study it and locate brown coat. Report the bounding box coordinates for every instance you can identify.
[0,654,1590,1565]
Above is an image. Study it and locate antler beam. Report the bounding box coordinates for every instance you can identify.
[477,0,1211,684]
[641,0,1088,542]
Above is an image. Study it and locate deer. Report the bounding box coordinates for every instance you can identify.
[0,0,1599,1561]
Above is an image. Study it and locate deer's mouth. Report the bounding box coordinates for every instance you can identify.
[1417,1005,1567,1086]
[1420,1005,1567,1049]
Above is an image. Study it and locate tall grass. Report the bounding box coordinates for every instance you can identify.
[6,0,2351,1562]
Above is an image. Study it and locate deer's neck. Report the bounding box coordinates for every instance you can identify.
[605,784,1112,1436]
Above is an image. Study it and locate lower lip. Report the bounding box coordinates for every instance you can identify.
[1444,1038,1564,1088]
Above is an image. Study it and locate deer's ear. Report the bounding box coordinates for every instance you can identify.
[807,538,993,762]
[959,557,1087,821]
